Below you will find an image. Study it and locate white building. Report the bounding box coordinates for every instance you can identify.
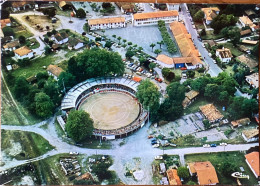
[88,17,126,30]
[201,7,220,25]
[52,32,69,45]
[239,16,256,30]
[133,11,178,26]
[47,64,64,81]
[245,73,259,88]
[14,46,34,59]
[216,48,232,63]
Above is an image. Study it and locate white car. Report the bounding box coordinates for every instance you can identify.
[203,144,210,148]
[220,143,227,146]
[155,156,163,160]
[69,152,79,155]
[152,144,160,148]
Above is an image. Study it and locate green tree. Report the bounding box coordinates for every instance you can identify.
[194,10,205,22]
[14,76,30,100]
[65,110,94,142]
[44,46,52,54]
[148,63,156,71]
[186,181,197,185]
[127,42,132,46]
[219,160,238,176]
[2,26,14,36]
[139,56,147,65]
[74,179,93,185]
[58,72,76,92]
[18,36,26,44]
[218,91,229,103]
[251,43,259,58]
[34,92,54,118]
[67,48,124,81]
[1,9,10,19]
[150,43,156,52]
[117,36,122,44]
[157,98,183,121]
[187,71,195,78]
[154,49,162,55]
[211,14,238,34]
[125,49,135,59]
[177,167,190,179]
[241,98,258,117]
[105,40,113,48]
[204,84,220,100]
[166,82,186,103]
[76,8,86,18]
[201,28,206,36]
[157,41,164,49]
[92,161,112,180]
[203,119,211,129]
[42,8,56,17]
[220,26,240,45]
[136,79,160,114]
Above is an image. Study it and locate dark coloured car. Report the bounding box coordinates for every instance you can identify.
[210,144,217,147]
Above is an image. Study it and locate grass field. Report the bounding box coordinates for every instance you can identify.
[14,29,34,39]
[1,74,41,125]
[1,130,54,160]
[185,152,258,185]
[201,30,223,40]
[183,97,210,115]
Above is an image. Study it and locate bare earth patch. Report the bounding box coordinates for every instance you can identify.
[79,92,140,130]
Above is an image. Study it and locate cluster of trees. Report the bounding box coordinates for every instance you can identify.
[210,14,238,34]
[251,43,259,58]
[193,10,205,22]
[13,73,61,118]
[158,20,177,54]
[42,8,56,17]
[220,26,240,45]
[2,26,14,36]
[100,3,115,14]
[136,79,185,122]
[184,72,258,120]
[162,68,175,81]
[65,110,94,142]
[76,8,86,18]
[59,48,125,91]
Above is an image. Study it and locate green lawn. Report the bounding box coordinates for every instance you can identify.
[201,30,223,40]
[14,29,33,39]
[185,152,258,185]
[11,53,58,79]
[222,42,243,57]
[1,130,54,160]
[184,97,211,115]
[223,64,235,76]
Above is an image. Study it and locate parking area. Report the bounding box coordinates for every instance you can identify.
[97,25,180,58]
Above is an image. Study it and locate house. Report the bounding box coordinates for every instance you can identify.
[206,40,216,47]
[245,73,259,88]
[238,45,250,53]
[76,172,93,181]
[115,2,135,14]
[68,38,84,50]
[245,152,259,178]
[0,19,11,28]
[241,40,258,45]
[182,90,199,109]
[201,7,220,25]
[216,48,232,63]
[53,32,69,44]
[242,128,259,142]
[166,169,182,185]
[159,163,166,174]
[240,29,252,37]
[2,40,20,51]
[52,43,60,50]
[199,104,224,123]
[170,21,203,69]
[188,161,219,185]
[47,64,64,80]
[14,46,33,59]
[230,118,250,129]
[12,1,35,12]
[239,16,256,30]
[236,55,258,71]
[156,54,174,67]
[59,1,75,11]
[88,17,126,30]
[133,11,179,26]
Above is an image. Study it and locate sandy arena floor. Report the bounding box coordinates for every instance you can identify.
[79,92,140,130]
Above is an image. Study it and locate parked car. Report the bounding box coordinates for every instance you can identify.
[155,77,162,83]
[203,144,210,148]
[155,156,163,160]
[210,144,217,147]
[151,141,158,145]
[152,144,160,148]
[220,143,227,146]
[69,152,79,155]
[148,135,153,139]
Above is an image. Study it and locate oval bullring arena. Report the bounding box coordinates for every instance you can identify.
[60,77,148,139]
